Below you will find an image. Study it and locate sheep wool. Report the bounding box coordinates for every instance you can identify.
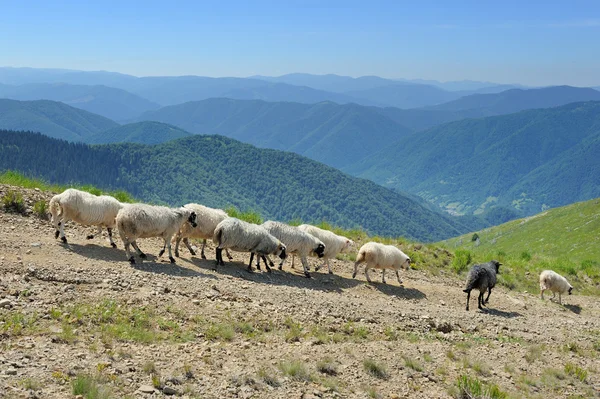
[261,220,325,278]
[297,224,354,274]
[116,204,197,264]
[213,217,287,273]
[539,270,573,304]
[352,241,410,284]
[463,260,501,311]
[49,188,123,247]
[173,203,232,260]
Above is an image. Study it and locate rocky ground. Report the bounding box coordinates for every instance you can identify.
[0,185,599,399]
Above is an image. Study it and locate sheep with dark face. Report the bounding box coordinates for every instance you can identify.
[213,217,287,273]
[540,270,573,304]
[261,221,325,278]
[463,260,501,311]
[297,224,354,275]
[116,204,197,264]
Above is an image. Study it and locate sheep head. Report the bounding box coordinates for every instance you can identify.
[314,243,325,258]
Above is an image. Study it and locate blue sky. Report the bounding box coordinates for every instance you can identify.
[0,0,599,86]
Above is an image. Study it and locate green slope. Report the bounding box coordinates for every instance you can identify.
[0,99,119,141]
[138,98,413,170]
[348,101,600,216]
[441,198,600,294]
[86,121,192,145]
[0,129,470,241]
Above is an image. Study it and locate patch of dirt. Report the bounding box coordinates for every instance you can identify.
[0,186,599,398]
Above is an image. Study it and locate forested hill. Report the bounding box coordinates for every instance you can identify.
[85,122,192,145]
[138,98,413,170]
[0,129,472,241]
[0,99,118,141]
[348,101,600,216]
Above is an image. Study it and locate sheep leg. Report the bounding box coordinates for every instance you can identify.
[465,290,471,311]
[183,238,196,255]
[58,218,68,243]
[558,293,562,305]
[396,270,403,285]
[158,243,166,257]
[131,241,146,259]
[87,226,102,240]
[291,255,296,269]
[478,292,484,310]
[484,287,492,304]
[364,267,372,283]
[214,248,223,269]
[166,237,176,263]
[540,288,544,300]
[300,257,311,278]
[278,257,285,270]
[225,248,233,260]
[124,242,135,264]
[248,253,255,273]
[352,260,362,278]
[254,253,261,271]
[107,228,117,248]
[327,259,334,274]
[200,239,207,259]
[261,255,272,273]
[382,269,386,284]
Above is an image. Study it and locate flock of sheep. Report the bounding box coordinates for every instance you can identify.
[47,188,575,310]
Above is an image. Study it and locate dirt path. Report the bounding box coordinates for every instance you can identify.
[0,186,599,398]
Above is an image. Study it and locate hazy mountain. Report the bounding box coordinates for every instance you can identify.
[0,99,118,141]
[398,78,524,92]
[344,83,462,109]
[426,86,600,115]
[347,101,600,216]
[86,121,192,145]
[138,98,413,170]
[251,73,408,93]
[0,129,471,241]
[0,67,137,88]
[0,82,160,121]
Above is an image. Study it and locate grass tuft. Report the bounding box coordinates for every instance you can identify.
[363,358,388,379]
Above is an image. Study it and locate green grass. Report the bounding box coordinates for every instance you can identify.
[403,355,424,372]
[204,322,235,342]
[225,205,263,224]
[363,359,388,379]
[0,170,135,203]
[71,374,111,399]
[257,367,280,387]
[2,190,26,214]
[564,363,587,382]
[441,198,600,295]
[453,374,507,399]
[278,360,311,381]
[316,357,338,376]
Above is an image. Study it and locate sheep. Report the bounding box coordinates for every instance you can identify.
[296,224,354,274]
[49,188,123,247]
[463,260,502,311]
[173,203,233,261]
[212,217,287,273]
[261,221,325,278]
[352,242,411,284]
[539,270,573,304]
[116,204,197,264]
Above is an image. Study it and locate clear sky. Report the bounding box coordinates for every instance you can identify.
[1,0,599,86]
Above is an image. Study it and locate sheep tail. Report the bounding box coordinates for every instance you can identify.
[49,197,61,226]
[213,226,223,247]
[355,248,366,264]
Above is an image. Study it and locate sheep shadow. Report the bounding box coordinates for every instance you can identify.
[563,304,582,314]
[483,308,523,319]
[66,242,215,279]
[180,256,426,299]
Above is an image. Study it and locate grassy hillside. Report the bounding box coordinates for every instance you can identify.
[139,98,413,170]
[0,99,119,141]
[426,85,600,115]
[348,101,600,216]
[441,198,600,295]
[0,129,471,241]
[86,121,192,145]
[0,82,160,121]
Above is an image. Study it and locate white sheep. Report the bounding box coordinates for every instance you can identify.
[116,204,197,264]
[297,224,354,274]
[540,270,573,304]
[352,242,411,284]
[173,203,232,261]
[49,188,123,247]
[213,217,287,273]
[261,221,325,278]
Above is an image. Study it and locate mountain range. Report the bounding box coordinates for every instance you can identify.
[0,129,472,241]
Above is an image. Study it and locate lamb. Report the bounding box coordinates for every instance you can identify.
[463,260,502,311]
[49,188,124,247]
[173,203,232,261]
[297,224,354,274]
[212,217,287,273]
[116,204,197,264]
[352,242,411,284]
[539,270,573,304]
[261,221,325,278]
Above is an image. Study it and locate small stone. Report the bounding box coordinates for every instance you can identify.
[192,299,200,305]
[163,386,179,395]
[138,385,155,393]
[6,368,17,375]
[0,299,12,308]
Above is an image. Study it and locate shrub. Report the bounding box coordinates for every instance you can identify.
[471,233,479,242]
[452,249,472,274]
[33,200,48,219]
[363,359,388,379]
[454,374,507,399]
[225,206,263,224]
[520,251,531,261]
[2,190,26,214]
